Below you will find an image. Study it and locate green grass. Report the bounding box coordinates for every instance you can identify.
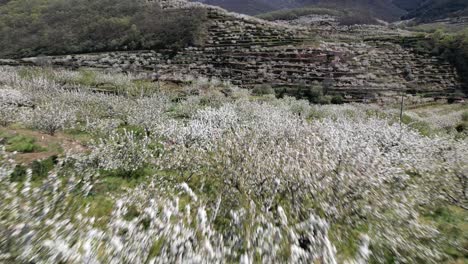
[423,206,468,261]
[30,156,58,181]
[17,67,56,81]
[408,23,468,34]
[130,79,160,96]
[399,113,441,137]
[462,111,468,122]
[76,70,98,87]
[84,195,115,228]
[90,167,154,194]
[9,156,58,182]
[2,133,45,153]
[10,165,27,182]
[148,238,166,259]
[457,111,468,134]
[330,224,369,261]
[402,104,468,137]
[64,128,94,144]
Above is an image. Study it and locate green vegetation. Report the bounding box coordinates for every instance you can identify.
[275,83,342,104]
[401,114,434,136]
[65,69,159,95]
[256,5,380,25]
[423,206,468,261]
[10,165,27,182]
[10,156,57,182]
[0,0,208,58]
[256,7,343,21]
[1,64,467,264]
[402,0,468,22]
[221,0,405,21]
[456,111,468,133]
[331,94,344,104]
[30,155,57,180]
[1,132,45,153]
[252,84,275,96]
[401,29,468,93]
[392,0,425,12]
[400,103,468,137]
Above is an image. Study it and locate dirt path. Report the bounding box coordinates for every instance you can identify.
[0,127,86,164]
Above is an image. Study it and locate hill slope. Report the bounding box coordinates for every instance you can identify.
[402,0,468,22]
[392,0,425,12]
[193,0,406,21]
[0,0,208,58]
[194,0,281,14]
[194,0,468,22]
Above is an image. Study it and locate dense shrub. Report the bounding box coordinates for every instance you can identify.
[331,94,344,104]
[4,135,44,153]
[456,111,468,133]
[30,156,57,181]
[301,85,328,104]
[0,0,208,58]
[252,84,275,96]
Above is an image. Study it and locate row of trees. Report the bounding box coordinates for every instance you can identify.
[0,0,208,58]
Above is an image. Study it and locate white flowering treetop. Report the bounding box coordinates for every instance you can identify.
[0,66,466,263]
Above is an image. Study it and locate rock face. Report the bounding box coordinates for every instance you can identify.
[0,2,461,102]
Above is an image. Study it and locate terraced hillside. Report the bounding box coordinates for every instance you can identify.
[0,0,462,102]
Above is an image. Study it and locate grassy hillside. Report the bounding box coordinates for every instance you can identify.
[0,0,208,58]
[196,0,405,21]
[400,29,468,93]
[402,0,468,21]
[194,0,276,15]
[392,0,425,11]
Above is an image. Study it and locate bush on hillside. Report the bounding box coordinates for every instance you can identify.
[331,95,344,104]
[252,84,275,96]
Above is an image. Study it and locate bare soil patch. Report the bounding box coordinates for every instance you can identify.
[0,127,86,164]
